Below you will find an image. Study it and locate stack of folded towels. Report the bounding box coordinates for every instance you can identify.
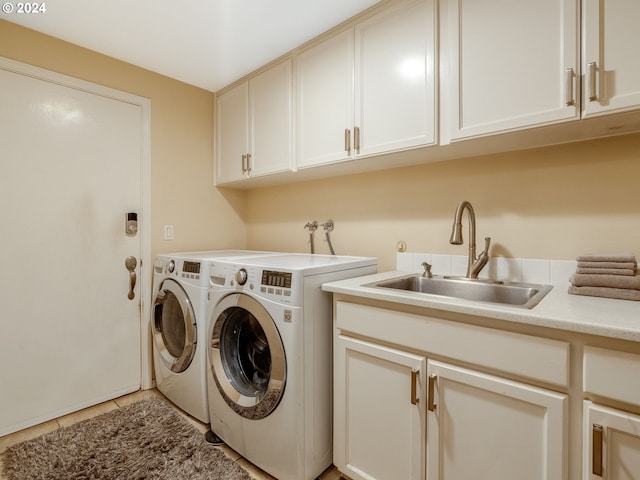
[569,253,639,301]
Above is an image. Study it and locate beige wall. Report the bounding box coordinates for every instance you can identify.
[246,133,640,271]
[0,20,247,263]
[4,20,639,275]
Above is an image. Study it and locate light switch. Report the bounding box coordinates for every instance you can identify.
[163,225,174,240]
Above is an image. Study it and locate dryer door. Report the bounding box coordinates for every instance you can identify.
[153,279,196,373]
[209,293,286,420]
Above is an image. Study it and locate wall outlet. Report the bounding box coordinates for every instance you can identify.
[163,225,174,240]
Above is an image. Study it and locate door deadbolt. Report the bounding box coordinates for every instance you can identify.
[126,212,138,236]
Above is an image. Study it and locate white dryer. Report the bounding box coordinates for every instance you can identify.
[206,254,377,480]
[151,250,276,423]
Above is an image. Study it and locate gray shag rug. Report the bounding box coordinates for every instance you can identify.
[1,397,252,480]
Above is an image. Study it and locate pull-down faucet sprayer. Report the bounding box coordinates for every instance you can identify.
[449,200,491,279]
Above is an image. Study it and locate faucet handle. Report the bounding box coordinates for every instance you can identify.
[482,237,491,254]
[421,261,433,278]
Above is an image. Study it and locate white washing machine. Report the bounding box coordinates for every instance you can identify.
[151,250,277,424]
[206,253,377,480]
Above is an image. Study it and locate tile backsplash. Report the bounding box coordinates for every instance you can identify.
[397,253,576,285]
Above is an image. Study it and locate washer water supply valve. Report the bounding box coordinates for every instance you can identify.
[304,220,336,255]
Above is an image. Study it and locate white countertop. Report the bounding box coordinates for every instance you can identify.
[322,270,640,343]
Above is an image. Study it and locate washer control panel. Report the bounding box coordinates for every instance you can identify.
[262,270,292,289]
[259,269,294,300]
[209,261,298,304]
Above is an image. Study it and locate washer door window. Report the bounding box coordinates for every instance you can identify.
[210,293,286,420]
[153,279,196,373]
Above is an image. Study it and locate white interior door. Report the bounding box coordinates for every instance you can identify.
[0,59,149,436]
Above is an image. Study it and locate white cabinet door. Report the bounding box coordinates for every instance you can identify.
[296,0,435,169]
[334,335,425,480]
[215,60,293,184]
[354,0,436,156]
[426,360,568,480]
[249,59,293,177]
[582,0,640,117]
[583,401,640,480]
[440,0,579,142]
[215,82,249,184]
[295,29,354,168]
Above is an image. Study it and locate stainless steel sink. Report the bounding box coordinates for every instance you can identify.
[365,275,553,309]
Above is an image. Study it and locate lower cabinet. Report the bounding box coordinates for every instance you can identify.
[583,402,640,480]
[333,300,640,480]
[583,346,640,480]
[333,333,568,480]
[426,360,567,480]
[334,335,426,480]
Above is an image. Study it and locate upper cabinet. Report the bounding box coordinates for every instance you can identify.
[216,81,248,184]
[214,0,640,187]
[439,0,580,143]
[215,59,293,185]
[354,0,437,156]
[294,29,354,168]
[582,0,640,117]
[295,0,436,169]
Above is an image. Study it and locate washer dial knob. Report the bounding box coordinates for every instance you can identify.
[235,268,248,285]
[167,260,175,273]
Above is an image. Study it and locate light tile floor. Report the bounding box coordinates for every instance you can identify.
[0,389,342,480]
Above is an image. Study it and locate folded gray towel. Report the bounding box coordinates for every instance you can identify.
[576,267,637,276]
[577,261,637,270]
[571,273,640,289]
[568,285,640,301]
[576,253,637,263]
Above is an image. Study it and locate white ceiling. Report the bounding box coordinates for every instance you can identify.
[4,0,381,91]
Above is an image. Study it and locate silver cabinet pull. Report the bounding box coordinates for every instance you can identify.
[564,68,575,106]
[241,154,247,174]
[246,153,252,173]
[344,128,351,155]
[410,369,419,405]
[125,256,137,300]
[592,423,603,476]
[427,374,437,412]
[588,62,598,101]
[354,126,361,154]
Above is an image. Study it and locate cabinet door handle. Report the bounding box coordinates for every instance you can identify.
[354,126,361,154]
[241,154,247,174]
[246,153,252,173]
[410,369,419,405]
[344,128,351,155]
[592,423,603,476]
[564,68,575,106]
[588,62,598,102]
[427,374,437,412]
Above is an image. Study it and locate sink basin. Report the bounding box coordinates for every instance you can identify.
[365,275,553,309]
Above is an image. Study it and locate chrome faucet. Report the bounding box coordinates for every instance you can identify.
[449,200,491,279]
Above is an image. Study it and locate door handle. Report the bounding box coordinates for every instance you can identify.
[592,424,603,476]
[344,128,351,155]
[428,375,437,412]
[564,68,575,106]
[587,62,598,102]
[410,369,419,405]
[125,256,137,300]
